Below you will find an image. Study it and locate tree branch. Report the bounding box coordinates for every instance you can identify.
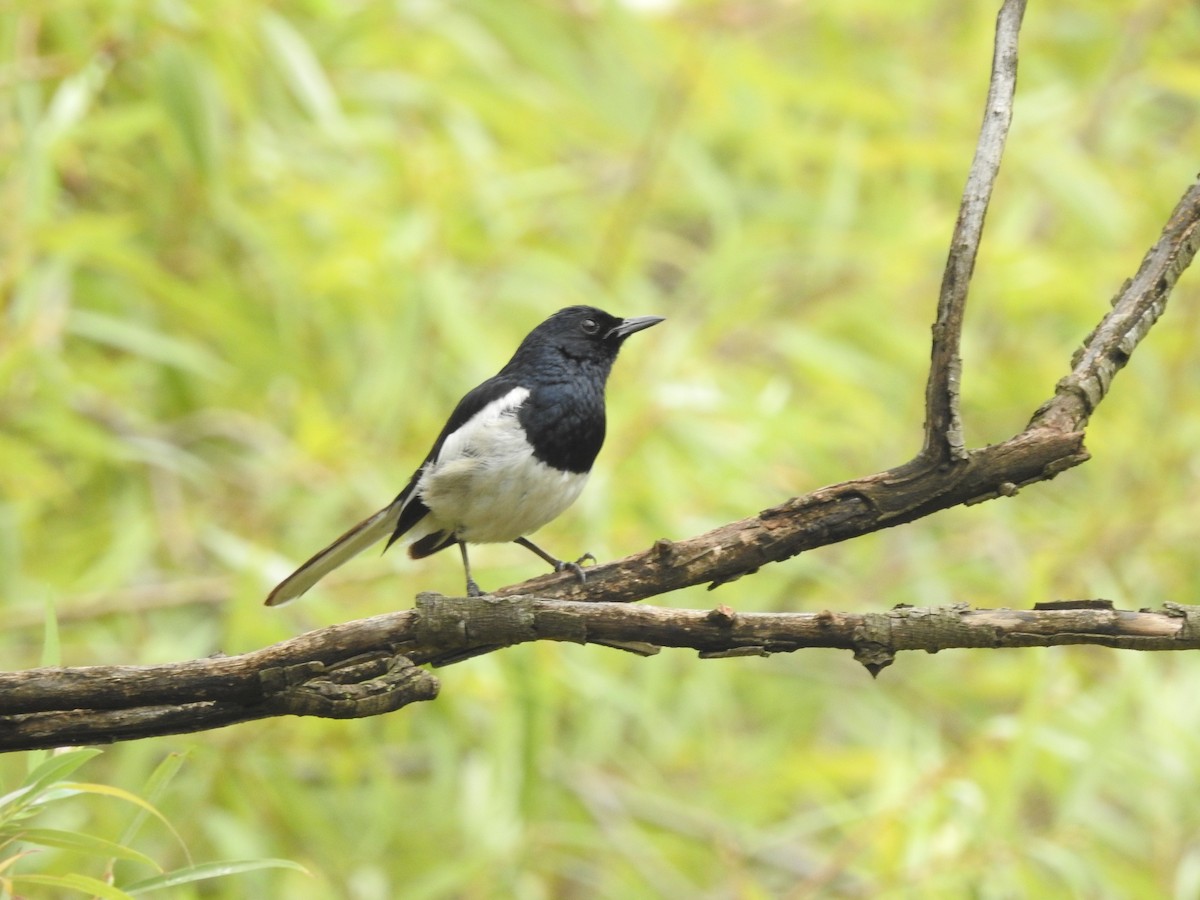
[483,167,1200,608]
[6,3,1200,754]
[4,598,1200,751]
[1032,179,1200,433]
[923,0,1026,463]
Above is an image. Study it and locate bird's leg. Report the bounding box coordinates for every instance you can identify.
[514,537,594,585]
[459,541,484,597]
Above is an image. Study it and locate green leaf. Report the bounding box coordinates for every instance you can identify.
[10,828,160,870]
[10,872,134,900]
[122,858,310,894]
[0,750,104,820]
[67,310,229,379]
[51,783,172,828]
[154,43,223,179]
[260,11,344,130]
[38,54,114,147]
[0,848,37,875]
[117,752,189,850]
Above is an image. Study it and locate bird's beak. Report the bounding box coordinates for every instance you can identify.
[606,315,665,340]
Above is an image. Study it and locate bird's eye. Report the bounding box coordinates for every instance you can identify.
[580,318,600,335]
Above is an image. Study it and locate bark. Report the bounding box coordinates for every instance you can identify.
[4,0,1200,754]
[3,599,1200,752]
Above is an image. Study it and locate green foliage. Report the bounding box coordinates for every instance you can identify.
[0,749,305,897]
[4,0,1200,896]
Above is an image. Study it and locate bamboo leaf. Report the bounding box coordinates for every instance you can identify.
[67,310,229,379]
[9,828,160,870]
[116,753,189,850]
[154,44,223,179]
[0,751,103,820]
[121,858,309,894]
[260,12,344,130]
[10,872,134,900]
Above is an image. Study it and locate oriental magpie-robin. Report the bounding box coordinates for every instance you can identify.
[265,305,663,605]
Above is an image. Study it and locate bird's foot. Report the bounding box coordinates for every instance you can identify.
[555,552,596,585]
[466,577,485,597]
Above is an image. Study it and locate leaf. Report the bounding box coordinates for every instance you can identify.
[117,752,189,850]
[121,858,310,894]
[10,872,134,900]
[0,848,37,876]
[67,309,230,378]
[49,783,172,830]
[259,11,344,130]
[154,43,223,179]
[38,54,114,146]
[0,750,104,820]
[9,828,160,870]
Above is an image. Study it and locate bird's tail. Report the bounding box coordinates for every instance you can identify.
[264,504,402,606]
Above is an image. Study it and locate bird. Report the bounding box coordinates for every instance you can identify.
[265,305,664,606]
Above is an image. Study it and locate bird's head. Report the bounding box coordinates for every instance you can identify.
[516,306,664,367]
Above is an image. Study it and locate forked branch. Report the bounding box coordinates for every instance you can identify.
[4,1,1200,753]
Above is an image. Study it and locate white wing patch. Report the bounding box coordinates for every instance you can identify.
[415,387,588,544]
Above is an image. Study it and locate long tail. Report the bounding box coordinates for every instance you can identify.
[264,504,402,606]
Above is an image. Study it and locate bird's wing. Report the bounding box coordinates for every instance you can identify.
[264,503,402,606]
[384,373,525,550]
[422,373,527,466]
[265,375,526,605]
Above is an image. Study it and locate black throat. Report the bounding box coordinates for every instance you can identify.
[516,360,610,474]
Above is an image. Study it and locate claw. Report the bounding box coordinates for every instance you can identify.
[555,559,589,585]
[514,537,595,585]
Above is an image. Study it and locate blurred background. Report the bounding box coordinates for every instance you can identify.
[4,0,1200,896]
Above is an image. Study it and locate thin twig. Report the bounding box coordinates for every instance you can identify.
[1032,179,1200,432]
[922,0,1027,462]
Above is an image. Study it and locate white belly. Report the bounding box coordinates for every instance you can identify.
[415,387,589,544]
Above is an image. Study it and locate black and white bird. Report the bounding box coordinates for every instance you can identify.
[265,305,663,606]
